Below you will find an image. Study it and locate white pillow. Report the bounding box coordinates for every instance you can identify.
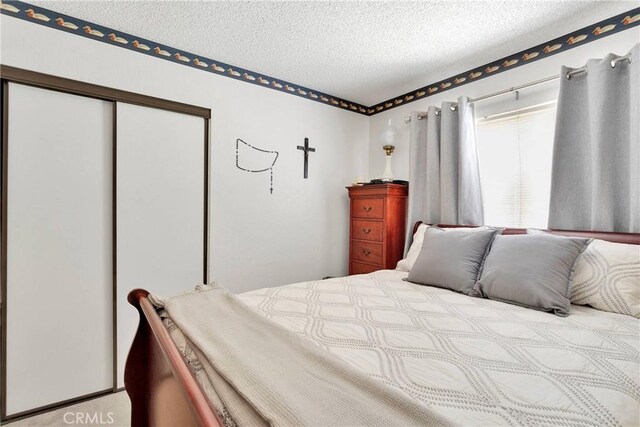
[396,224,429,272]
[527,229,640,318]
[396,224,491,272]
[570,239,640,318]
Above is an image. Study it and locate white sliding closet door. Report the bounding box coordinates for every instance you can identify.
[6,84,113,415]
[116,103,205,387]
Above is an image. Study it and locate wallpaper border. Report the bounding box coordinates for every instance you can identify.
[0,0,371,115]
[369,7,640,115]
[1,1,638,116]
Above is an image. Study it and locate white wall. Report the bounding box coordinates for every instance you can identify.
[368,29,640,181]
[2,15,638,295]
[0,16,370,293]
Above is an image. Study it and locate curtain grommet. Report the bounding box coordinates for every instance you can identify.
[611,54,632,68]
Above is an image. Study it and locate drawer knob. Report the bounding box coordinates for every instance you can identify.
[362,206,372,212]
[361,249,371,256]
[362,228,372,234]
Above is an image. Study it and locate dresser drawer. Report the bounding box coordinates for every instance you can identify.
[351,240,383,264]
[352,198,384,219]
[352,220,383,242]
[350,261,381,275]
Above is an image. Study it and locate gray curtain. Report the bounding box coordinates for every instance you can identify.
[549,43,639,233]
[406,96,484,250]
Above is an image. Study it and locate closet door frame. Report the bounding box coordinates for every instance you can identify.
[0,65,210,423]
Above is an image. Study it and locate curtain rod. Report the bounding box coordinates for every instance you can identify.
[404,53,632,124]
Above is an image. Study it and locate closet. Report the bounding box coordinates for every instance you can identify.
[0,67,210,421]
[5,83,114,417]
[116,103,206,388]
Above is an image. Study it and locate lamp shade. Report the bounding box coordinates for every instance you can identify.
[378,119,399,146]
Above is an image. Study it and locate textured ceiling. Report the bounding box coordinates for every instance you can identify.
[26,0,638,106]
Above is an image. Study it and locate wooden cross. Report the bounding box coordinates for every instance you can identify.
[296,137,316,179]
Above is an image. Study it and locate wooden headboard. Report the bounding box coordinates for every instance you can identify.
[412,222,640,245]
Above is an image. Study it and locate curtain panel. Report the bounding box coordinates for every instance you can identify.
[549,43,639,233]
[406,96,484,250]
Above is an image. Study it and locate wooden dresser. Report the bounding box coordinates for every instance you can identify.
[347,184,408,275]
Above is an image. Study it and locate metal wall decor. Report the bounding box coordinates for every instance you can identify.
[235,139,279,194]
[296,137,316,179]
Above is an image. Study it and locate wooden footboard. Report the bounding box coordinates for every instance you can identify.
[124,289,223,427]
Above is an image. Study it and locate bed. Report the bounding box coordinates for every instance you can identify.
[124,225,640,426]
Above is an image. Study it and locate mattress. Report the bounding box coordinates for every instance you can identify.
[169,270,640,426]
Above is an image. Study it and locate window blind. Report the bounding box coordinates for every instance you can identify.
[476,103,557,229]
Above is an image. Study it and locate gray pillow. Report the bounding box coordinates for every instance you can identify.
[469,234,592,316]
[407,227,501,294]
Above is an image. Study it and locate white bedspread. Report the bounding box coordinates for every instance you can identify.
[159,283,452,426]
[234,270,640,426]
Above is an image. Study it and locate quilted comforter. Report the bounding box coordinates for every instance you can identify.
[170,270,640,426]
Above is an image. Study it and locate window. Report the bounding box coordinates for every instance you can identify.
[476,102,556,228]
